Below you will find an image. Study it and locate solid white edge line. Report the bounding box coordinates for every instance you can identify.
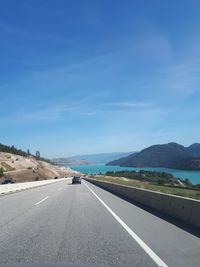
[35,196,49,205]
[84,181,168,267]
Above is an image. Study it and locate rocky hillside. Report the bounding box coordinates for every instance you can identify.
[107,142,200,170]
[0,152,79,183]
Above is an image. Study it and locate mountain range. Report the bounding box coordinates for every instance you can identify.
[107,143,200,170]
[53,151,134,166]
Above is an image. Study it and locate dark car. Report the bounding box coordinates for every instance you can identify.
[72,176,81,184]
[1,178,16,184]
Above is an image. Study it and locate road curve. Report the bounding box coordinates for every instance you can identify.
[0,179,199,267]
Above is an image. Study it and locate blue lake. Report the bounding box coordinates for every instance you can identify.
[70,164,200,185]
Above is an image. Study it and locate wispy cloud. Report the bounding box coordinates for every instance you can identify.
[1,96,100,125]
[107,101,153,108]
[158,63,200,97]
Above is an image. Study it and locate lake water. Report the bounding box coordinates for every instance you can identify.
[70,164,200,185]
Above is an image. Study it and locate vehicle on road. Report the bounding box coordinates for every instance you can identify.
[72,176,81,184]
[1,178,16,184]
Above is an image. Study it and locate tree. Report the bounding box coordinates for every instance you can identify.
[36,150,40,159]
[0,143,27,157]
[157,179,165,185]
[0,167,4,177]
[185,178,192,186]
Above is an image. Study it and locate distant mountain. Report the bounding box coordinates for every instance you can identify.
[53,152,134,166]
[188,143,200,157]
[107,143,200,170]
[52,158,92,166]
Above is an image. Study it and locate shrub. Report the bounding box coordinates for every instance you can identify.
[0,167,4,177]
[157,179,165,185]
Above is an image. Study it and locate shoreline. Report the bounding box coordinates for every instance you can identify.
[69,164,200,185]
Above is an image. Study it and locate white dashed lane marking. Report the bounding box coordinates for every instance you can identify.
[35,196,49,205]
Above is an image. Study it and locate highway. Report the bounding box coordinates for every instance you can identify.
[0,178,199,267]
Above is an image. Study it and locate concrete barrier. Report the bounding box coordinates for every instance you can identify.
[85,178,200,230]
[0,178,68,196]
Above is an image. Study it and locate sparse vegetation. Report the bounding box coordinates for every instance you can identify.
[0,145,75,183]
[0,143,53,164]
[105,170,177,185]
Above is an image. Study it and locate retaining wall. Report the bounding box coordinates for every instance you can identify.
[85,178,200,229]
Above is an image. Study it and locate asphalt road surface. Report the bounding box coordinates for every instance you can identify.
[0,179,199,267]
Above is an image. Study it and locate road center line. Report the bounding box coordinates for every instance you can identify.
[84,182,168,267]
[35,196,49,205]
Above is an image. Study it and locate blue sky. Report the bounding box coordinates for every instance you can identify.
[0,0,200,158]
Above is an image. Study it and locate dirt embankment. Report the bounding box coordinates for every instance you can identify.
[0,152,80,183]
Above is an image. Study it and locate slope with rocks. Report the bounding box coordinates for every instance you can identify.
[0,152,79,183]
